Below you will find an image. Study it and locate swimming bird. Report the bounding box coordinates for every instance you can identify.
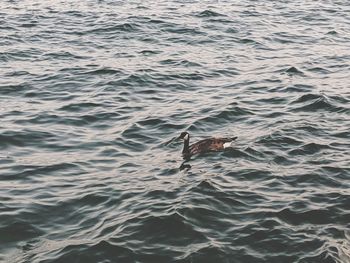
[178,131,237,159]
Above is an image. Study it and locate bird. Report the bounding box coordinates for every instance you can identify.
[178,131,237,159]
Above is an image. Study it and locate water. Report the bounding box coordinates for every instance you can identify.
[1,0,350,262]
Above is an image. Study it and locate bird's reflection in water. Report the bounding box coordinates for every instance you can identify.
[179,162,191,171]
[179,158,191,171]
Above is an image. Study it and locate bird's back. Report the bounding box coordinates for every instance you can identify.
[189,137,236,155]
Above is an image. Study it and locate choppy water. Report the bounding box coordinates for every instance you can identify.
[1,0,350,262]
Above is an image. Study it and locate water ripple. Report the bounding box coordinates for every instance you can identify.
[1,1,350,262]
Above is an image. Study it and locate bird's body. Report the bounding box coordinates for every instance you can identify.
[178,132,237,159]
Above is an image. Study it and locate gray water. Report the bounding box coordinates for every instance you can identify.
[1,1,350,262]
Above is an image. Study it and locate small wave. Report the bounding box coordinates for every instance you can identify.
[327,30,338,35]
[163,26,205,36]
[51,240,136,263]
[137,118,166,127]
[123,212,207,246]
[307,66,331,74]
[1,49,40,61]
[300,233,350,263]
[59,102,101,112]
[3,70,30,77]
[272,155,298,166]
[139,50,162,56]
[83,67,124,76]
[274,207,333,225]
[0,221,43,243]
[111,73,158,87]
[182,245,229,262]
[0,129,56,149]
[257,132,303,147]
[288,142,331,156]
[188,180,220,194]
[0,83,31,95]
[225,27,238,34]
[159,59,202,67]
[43,51,88,60]
[291,93,323,104]
[255,96,289,105]
[77,192,111,207]
[3,162,83,181]
[290,93,348,113]
[239,38,260,45]
[196,10,224,18]
[121,119,183,144]
[121,127,155,144]
[20,21,38,28]
[213,68,240,77]
[320,166,349,176]
[222,148,254,160]
[115,137,148,152]
[331,131,349,139]
[192,106,254,128]
[287,172,343,189]
[24,111,123,127]
[280,84,314,93]
[299,249,338,263]
[88,22,140,34]
[148,18,168,25]
[284,66,305,76]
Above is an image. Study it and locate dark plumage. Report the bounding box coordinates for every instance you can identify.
[178,131,237,159]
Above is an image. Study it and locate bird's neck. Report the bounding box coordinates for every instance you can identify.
[182,137,190,154]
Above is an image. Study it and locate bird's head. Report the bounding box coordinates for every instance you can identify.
[178,131,189,141]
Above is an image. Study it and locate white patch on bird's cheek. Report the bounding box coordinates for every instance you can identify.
[223,142,233,148]
[184,134,189,140]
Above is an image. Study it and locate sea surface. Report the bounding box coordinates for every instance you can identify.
[1,0,350,262]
